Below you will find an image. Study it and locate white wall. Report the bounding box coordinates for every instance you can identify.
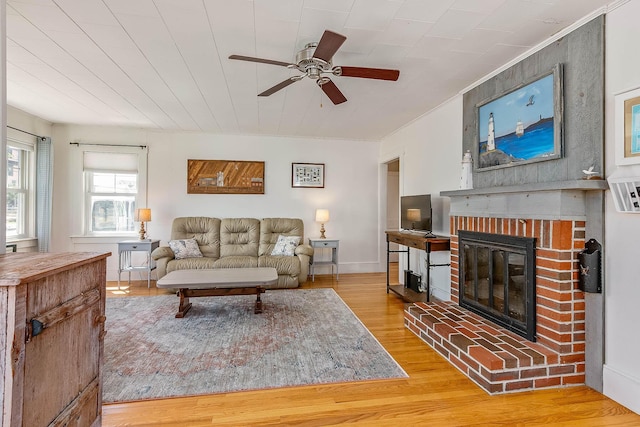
[379,97,462,300]
[50,124,382,280]
[7,106,53,139]
[602,0,640,414]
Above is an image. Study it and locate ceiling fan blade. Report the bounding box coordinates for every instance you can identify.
[229,55,292,68]
[339,66,400,81]
[319,79,347,105]
[312,30,347,63]
[258,77,299,97]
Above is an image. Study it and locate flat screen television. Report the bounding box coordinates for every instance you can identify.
[400,194,432,233]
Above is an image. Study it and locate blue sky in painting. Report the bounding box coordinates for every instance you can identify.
[479,74,554,141]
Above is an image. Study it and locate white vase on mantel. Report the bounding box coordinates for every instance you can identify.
[460,150,473,190]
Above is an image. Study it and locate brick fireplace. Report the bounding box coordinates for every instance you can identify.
[404,182,606,394]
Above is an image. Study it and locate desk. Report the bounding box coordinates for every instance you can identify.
[385,230,450,302]
[117,239,160,288]
[308,238,339,281]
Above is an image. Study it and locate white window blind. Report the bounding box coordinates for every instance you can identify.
[83,152,138,173]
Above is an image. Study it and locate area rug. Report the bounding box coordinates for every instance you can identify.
[103,288,407,403]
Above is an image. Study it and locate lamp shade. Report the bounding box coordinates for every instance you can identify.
[315,209,330,223]
[134,208,152,222]
[407,208,421,222]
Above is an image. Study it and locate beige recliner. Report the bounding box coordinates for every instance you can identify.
[151,217,313,288]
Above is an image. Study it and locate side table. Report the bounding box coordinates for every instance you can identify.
[308,238,339,281]
[117,239,160,288]
[384,230,450,302]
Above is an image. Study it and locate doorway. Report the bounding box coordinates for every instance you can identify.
[386,159,400,262]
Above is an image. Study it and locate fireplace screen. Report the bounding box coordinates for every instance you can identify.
[459,231,536,341]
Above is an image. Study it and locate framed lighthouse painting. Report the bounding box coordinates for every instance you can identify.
[475,64,564,170]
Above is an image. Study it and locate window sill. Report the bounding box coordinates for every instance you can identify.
[5,238,38,252]
[70,235,138,244]
[6,237,37,243]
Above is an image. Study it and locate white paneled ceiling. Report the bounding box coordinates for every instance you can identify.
[6,0,617,140]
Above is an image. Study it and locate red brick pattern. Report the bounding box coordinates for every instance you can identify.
[405,301,584,394]
[404,215,586,394]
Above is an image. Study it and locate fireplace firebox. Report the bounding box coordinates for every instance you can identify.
[458,231,536,341]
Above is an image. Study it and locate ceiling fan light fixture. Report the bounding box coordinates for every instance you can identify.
[307,68,322,79]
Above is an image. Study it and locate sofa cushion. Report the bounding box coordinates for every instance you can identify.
[167,257,217,273]
[213,255,258,269]
[270,235,301,256]
[258,255,301,276]
[171,217,221,259]
[220,218,260,258]
[168,239,203,259]
[259,218,304,256]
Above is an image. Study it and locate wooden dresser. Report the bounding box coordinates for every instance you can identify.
[0,252,110,427]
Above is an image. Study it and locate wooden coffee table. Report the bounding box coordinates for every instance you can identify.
[156,267,278,318]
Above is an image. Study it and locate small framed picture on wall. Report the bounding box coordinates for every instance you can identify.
[292,163,324,188]
[615,86,640,165]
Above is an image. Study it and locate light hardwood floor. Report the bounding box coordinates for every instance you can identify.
[103,267,639,426]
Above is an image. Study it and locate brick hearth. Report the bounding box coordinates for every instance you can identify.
[405,216,586,394]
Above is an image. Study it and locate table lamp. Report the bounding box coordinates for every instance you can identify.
[134,208,151,240]
[407,208,421,230]
[315,209,330,239]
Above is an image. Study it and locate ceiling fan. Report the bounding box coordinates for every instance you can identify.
[229,30,400,105]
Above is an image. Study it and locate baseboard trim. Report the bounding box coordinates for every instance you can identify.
[603,365,640,414]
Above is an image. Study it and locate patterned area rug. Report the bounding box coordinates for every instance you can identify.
[103,288,407,403]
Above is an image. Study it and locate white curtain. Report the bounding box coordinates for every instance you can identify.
[36,137,53,252]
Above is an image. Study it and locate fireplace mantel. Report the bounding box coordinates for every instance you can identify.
[441,179,608,197]
[441,180,608,220]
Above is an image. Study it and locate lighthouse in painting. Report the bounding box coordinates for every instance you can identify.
[487,112,496,151]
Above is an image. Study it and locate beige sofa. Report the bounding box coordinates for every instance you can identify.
[151,217,313,288]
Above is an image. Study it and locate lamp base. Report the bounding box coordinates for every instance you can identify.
[319,223,326,239]
[138,222,147,240]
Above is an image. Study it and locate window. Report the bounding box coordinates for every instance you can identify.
[81,148,147,235]
[87,172,137,232]
[6,140,35,239]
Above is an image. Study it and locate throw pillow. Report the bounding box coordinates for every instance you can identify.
[270,235,301,256]
[168,238,203,259]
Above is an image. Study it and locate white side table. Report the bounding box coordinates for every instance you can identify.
[117,239,160,288]
[308,238,339,282]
